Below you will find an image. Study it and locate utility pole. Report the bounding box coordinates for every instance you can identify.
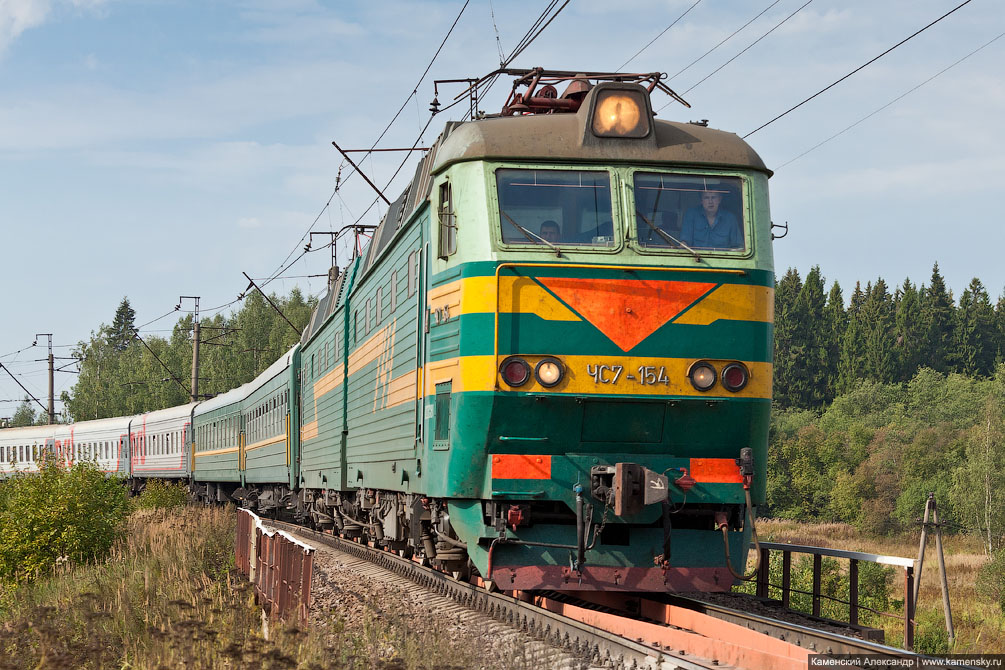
[34,333,54,424]
[178,296,200,402]
[915,492,955,645]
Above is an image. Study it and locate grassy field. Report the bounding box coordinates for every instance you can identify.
[0,506,478,669]
[747,519,1002,654]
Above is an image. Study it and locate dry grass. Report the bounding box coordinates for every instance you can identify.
[753,518,1003,653]
[0,507,481,669]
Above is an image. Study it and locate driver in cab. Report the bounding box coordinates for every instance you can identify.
[680,187,742,249]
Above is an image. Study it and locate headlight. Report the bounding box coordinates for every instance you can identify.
[534,357,564,387]
[500,357,531,387]
[688,361,717,391]
[591,89,650,138]
[721,362,749,392]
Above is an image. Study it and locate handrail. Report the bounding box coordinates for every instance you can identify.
[749,541,917,649]
[756,541,916,568]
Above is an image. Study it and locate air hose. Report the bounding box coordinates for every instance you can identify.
[719,483,762,581]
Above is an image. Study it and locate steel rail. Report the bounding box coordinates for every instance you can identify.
[660,594,969,667]
[267,520,719,670]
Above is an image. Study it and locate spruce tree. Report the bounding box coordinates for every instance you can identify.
[920,263,954,373]
[894,278,924,381]
[773,268,803,408]
[110,297,136,353]
[995,291,1005,366]
[838,282,867,392]
[861,278,897,383]
[822,281,846,402]
[791,266,829,408]
[954,278,996,377]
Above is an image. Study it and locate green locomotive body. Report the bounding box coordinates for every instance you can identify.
[289,75,774,592]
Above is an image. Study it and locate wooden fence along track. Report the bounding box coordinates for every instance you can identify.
[257,519,939,670]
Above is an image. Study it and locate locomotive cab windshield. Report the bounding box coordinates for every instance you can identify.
[493,167,750,255]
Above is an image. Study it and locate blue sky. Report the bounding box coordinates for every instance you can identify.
[1,0,1002,417]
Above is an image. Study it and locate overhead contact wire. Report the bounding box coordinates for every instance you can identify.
[618,0,703,71]
[655,0,814,113]
[667,0,782,82]
[777,30,1005,169]
[264,0,471,286]
[744,0,976,138]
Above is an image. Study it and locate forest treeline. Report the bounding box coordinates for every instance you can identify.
[774,263,1005,409]
[771,263,1005,562]
[10,289,315,426]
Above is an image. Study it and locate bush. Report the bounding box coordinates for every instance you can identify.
[978,547,1005,614]
[133,479,189,510]
[0,461,129,584]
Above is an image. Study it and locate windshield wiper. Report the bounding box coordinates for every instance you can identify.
[500,209,562,257]
[636,210,701,262]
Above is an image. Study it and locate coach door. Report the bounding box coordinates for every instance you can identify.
[238,414,247,486]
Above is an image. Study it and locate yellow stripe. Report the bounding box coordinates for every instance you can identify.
[428,270,768,324]
[421,355,771,399]
[347,321,396,376]
[301,421,318,442]
[386,369,418,408]
[314,362,345,399]
[429,276,581,321]
[673,284,774,325]
[194,445,239,457]
[245,434,285,452]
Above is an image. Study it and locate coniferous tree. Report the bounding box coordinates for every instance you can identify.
[110,297,136,352]
[821,281,846,403]
[954,278,996,377]
[894,278,925,381]
[995,291,1005,366]
[838,282,867,392]
[861,278,897,383]
[790,266,830,408]
[920,263,955,373]
[773,268,804,408]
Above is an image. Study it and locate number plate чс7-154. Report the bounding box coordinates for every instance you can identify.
[586,364,670,387]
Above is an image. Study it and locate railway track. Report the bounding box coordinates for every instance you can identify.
[267,519,940,670]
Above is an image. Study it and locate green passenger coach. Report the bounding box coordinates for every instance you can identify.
[267,70,773,593]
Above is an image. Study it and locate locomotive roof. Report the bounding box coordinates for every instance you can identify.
[431,95,770,176]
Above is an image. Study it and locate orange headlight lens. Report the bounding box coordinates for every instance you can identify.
[592,90,649,138]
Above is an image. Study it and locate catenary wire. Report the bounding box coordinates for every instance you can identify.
[261,0,472,288]
[656,0,814,113]
[667,0,782,82]
[743,0,976,138]
[776,30,1005,169]
[618,0,703,71]
[463,0,573,120]
[655,0,812,112]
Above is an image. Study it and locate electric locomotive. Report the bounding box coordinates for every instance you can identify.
[293,69,773,592]
[0,69,773,594]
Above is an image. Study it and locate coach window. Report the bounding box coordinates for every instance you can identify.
[437,181,457,259]
[495,169,615,248]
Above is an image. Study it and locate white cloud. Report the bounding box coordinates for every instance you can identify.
[0,0,50,51]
